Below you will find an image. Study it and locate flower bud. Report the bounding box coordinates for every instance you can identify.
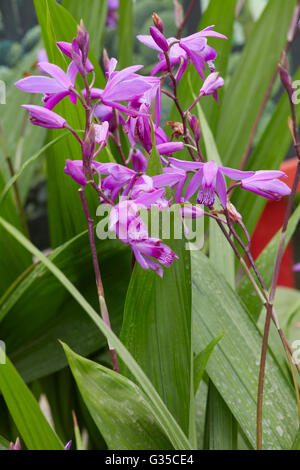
[149,26,169,52]
[187,113,201,142]
[279,64,294,99]
[77,20,89,60]
[82,125,96,160]
[103,48,110,78]
[157,142,184,155]
[152,12,164,33]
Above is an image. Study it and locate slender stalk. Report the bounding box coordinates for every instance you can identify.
[176,0,198,39]
[79,187,119,373]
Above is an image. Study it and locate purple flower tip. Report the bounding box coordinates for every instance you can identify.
[149,26,169,52]
[157,142,184,155]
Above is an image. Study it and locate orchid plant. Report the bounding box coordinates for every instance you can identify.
[1,0,300,452]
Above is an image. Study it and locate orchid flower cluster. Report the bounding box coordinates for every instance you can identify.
[15,15,291,278]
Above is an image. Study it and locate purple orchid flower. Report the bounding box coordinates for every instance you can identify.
[22,105,67,129]
[199,72,225,102]
[15,61,78,110]
[137,25,227,80]
[94,122,109,146]
[240,171,291,200]
[57,41,94,74]
[94,104,125,132]
[130,175,169,209]
[179,26,227,78]
[168,158,255,208]
[153,166,188,203]
[85,60,152,116]
[109,200,178,277]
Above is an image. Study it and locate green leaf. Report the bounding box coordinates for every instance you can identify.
[34,0,106,247]
[63,343,172,450]
[62,0,108,59]
[204,381,238,450]
[120,236,192,437]
[192,250,298,449]
[216,0,297,167]
[193,332,224,395]
[118,0,133,69]
[292,428,300,450]
[0,434,10,450]
[0,356,63,450]
[238,203,300,321]
[0,215,192,450]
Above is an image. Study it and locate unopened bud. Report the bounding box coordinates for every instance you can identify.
[152,12,164,33]
[279,64,294,98]
[149,26,169,52]
[103,49,110,77]
[187,114,201,142]
[83,125,96,160]
[77,20,89,59]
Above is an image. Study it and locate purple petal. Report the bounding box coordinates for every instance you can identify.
[185,169,203,201]
[169,157,203,171]
[136,35,162,51]
[216,170,227,208]
[220,167,256,180]
[38,62,72,89]
[15,76,63,94]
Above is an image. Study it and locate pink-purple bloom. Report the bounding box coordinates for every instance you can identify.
[240,171,291,200]
[137,25,227,80]
[15,61,78,110]
[109,200,177,277]
[168,158,255,207]
[199,72,225,102]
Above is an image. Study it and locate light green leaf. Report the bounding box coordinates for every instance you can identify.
[194,332,224,395]
[118,0,133,69]
[0,356,63,450]
[63,343,172,450]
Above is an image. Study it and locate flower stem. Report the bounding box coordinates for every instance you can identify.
[78,186,119,373]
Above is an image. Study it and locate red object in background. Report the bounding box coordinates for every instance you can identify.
[251,158,300,288]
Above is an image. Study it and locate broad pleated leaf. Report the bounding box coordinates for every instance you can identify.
[192,251,298,450]
[63,343,172,450]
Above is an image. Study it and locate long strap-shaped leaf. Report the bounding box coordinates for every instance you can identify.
[0,216,192,450]
[0,356,63,450]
